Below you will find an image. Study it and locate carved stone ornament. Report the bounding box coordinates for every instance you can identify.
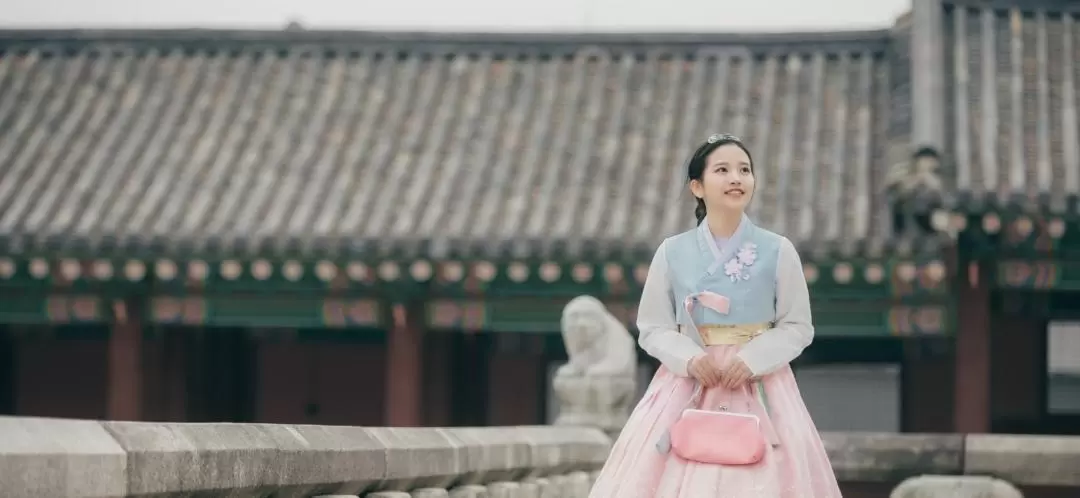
[890,475,1021,498]
[552,295,637,438]
[886,146,945,196]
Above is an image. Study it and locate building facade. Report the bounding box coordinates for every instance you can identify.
[0,0,1076,434]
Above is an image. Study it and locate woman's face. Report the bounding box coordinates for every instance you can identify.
[690,143,755,214]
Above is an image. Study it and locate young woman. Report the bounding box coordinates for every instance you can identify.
[588,135,842,497]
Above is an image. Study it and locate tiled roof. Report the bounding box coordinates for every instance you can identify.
[940,1,1080,213]
[0,29,916,262]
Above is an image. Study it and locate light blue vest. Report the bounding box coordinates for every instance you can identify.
[664,215,782,329]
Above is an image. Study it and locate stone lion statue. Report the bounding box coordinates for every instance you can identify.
[552,295,637,437]
[557,295,636,377]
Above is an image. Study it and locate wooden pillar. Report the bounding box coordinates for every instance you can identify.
[423,333,454,426]
[453,333,489,426]
[0,326,13,415]
[902,339,955,432]
[143,327,191,422]
[141,327,178,421]
[385,303,424,427]
[955,261,992,433]
[185,328,209,421]
[160,328,188,421]
[192,327,255,423]
[990,308,1046,433]
[487,334,545,425]
[107,299,143,421]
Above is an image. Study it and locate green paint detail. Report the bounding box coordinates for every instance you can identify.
[812,299,953,337]
[996,259,1080,290]
[0,287,955,338]
[0,292,106,324]
[812,304,895,337]
[0,256,917,298]
[209,296,350,328]
[1053,261,1080,290]
[811,264,893,297]
[962,213,1080,258]
[430,262,641,298]
[148,294,383,328]
[482,298,572,332]
[424,297,954,338]
[0,292,56,324]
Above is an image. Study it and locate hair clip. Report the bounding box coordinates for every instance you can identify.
[707,133,740,144]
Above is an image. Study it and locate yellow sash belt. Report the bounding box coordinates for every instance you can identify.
[680,322,771,346]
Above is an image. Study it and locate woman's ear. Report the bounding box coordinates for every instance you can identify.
[689,179,705,200]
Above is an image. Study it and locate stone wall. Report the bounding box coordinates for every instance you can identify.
[827,432,1080,497]
[3,416,1080,497]
[0,417,610,498]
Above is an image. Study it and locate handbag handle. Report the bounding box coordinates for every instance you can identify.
[685,377,757,413]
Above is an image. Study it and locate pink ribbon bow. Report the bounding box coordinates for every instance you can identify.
[683,290,731,316]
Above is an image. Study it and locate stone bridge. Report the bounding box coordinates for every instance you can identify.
[2,416,1080,498]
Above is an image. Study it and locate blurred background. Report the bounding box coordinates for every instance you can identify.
[0,0,1077,442]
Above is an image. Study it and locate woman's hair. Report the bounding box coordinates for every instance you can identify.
[685,134,755,225]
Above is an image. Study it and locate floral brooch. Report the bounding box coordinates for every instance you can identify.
[723,242,758,282]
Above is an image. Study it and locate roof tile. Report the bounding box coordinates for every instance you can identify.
[944,3,1080,212]
[0,31,905,261]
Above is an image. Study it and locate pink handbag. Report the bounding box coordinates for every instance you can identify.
[667,384,767,465]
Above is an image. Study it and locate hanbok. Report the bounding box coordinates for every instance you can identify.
[588,215,842,498]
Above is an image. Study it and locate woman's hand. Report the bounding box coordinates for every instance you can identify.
[720,358,754,390]
[688,353,723,388]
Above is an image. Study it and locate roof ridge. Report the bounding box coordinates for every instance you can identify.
[0,28,892,55]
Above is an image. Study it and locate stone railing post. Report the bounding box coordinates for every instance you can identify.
[551,295,637,440]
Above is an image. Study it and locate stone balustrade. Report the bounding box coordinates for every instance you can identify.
[3,416,1080,497]
[0,416,609,498]
[828,431,1080,497]
[825,431,1080,489]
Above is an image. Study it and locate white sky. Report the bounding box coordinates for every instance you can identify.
[2,0,911,32]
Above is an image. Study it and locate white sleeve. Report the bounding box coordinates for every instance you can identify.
[736,237,814,377]
[636,239,706,377]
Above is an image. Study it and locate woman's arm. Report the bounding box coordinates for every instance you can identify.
[636,239,707,377]
[735,236,814,377]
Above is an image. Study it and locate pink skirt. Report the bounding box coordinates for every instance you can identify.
[588,345,842,498]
